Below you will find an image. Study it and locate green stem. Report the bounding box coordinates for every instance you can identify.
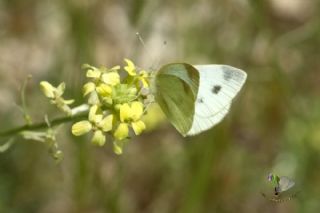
[20,75,33,125]
[0,105,89,138]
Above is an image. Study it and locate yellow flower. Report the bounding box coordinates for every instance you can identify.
[131,120,146,135]
[72,105,114,147]
[123,59,149,88]
[40,81,56,98]
[131,101,144,120]
[119,103,131,122]
[102,97,113,106]
[110,65,120,71]
[88,91,100,105]
[115,101,146,140]
[83,82,96,96]
[138,70,149,88]
[40,81,67,99]
[84,105,110,147]
[96,83,112,97]
[72,61,151,152]
[102,72,120,86]
[114,123,129,140]
[85,66,101,79]
[119,101,144,122]
[88,105,102,124]
[98,114,113,132]
[82,64,120,99]
[124,58,137,76]
[91,130,106,146]
[88,105,114,132]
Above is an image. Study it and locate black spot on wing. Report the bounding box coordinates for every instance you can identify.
[197,97,204,103]
[212,85,221,94]
[223,67,233,81]
[222,66,244,82]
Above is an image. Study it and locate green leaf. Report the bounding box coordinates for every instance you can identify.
[154,63,199,136]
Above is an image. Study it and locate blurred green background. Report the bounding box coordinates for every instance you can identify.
[1,0,320,212]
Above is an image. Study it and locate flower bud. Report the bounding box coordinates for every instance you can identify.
[114,123,129,140]
[71,121,92,136]
[40,81,55,98]
[102,97,113,106]
[91,130,106,146]
[99,114,113,132]
[124,58,137,76]
[86,68,101,78]
[113,141,123,155]
[131,120,146,135]
[56,82,66,97]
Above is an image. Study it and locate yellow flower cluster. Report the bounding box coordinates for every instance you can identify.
[71,59,151,154]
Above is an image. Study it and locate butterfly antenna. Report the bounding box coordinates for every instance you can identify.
[136,32,152,64]
[136,32,167,75]
[136,32,153,73]
[136,32,146,48]
[151,40,167,72]
[136,32,156,73]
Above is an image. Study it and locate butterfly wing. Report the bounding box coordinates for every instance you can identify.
[154,63,200,136]
[186,65,247,136]
[278,176,295,192]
